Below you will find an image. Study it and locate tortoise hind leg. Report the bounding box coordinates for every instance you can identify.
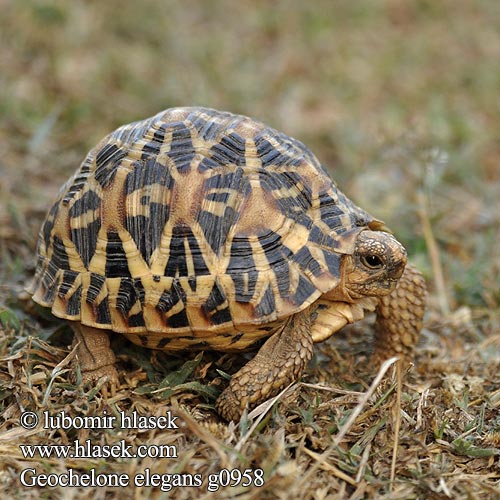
[71,323,119,390]
[216,307,314,422]
[373,264,427,363]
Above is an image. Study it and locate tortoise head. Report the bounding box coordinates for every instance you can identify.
[340,230,407,299]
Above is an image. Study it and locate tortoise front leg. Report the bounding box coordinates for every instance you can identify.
[373,264,427,363]
[71,324,119,389]
[216,307,314,421]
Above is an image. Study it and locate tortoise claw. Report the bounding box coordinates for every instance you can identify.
[80,364,119,397]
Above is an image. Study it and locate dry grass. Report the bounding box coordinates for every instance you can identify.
[1,1,499,498]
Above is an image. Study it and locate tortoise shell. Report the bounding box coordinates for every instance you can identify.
[30,107,384,351]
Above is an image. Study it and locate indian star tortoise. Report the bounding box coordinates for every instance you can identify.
[29,106,427,421]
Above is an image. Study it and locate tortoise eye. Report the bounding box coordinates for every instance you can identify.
[361,254,384,270]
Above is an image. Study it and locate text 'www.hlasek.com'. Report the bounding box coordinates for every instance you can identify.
[18,410,264,492]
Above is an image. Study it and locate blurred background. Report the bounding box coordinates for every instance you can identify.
[1,0,499,314]
[1,3,499,497]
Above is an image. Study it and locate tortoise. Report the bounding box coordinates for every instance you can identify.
[29,106,426,421]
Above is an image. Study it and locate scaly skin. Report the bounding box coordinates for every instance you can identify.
[216,264,426,421]
[373,263,427,363]
[72,324,118,391]
[216,306,314,422]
